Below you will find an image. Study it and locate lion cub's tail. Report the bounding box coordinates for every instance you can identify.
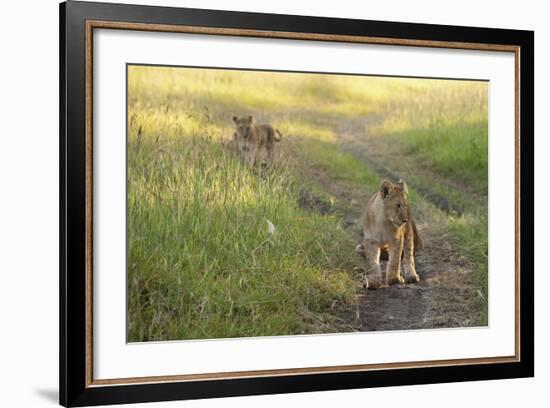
[274,129,283,142]
[412,219,423,251]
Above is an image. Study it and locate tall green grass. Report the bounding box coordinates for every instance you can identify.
[127,119,356,341]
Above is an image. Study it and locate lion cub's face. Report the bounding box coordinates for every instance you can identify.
[232,115,255,158]
[233,115,254,141]
[380,180,410,227]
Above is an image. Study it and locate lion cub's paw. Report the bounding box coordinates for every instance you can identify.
[365,276,382,290]
[387,275,405,286]
[404,274,420,284]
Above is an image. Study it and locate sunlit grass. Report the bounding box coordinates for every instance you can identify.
[127,112,357,342]
[297,139,379,187]
[368,80,488,192]
[278,119,336,142]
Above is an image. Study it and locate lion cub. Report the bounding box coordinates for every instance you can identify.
[356,179,422,290]
[232,115,282,168]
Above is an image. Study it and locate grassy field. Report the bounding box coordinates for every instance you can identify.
[127,65,489,342]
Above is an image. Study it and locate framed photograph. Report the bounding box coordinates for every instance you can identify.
[60,1,534,406]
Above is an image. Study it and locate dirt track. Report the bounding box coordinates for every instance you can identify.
[295,116,486,332]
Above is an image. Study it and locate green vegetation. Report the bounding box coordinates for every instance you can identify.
[127,93,357,342]
[128,65,489,340]
[369,80,488,193]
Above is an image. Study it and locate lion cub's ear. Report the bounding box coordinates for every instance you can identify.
[232,116,239,123]
[247,115,255,125]
[395,179,409,195]
[380,180,394,199]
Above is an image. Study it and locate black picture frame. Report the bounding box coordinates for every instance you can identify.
[60,1,534,406]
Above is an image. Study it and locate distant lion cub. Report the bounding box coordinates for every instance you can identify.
[232,115,282,168]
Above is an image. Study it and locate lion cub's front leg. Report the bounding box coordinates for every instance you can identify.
[386,237,404,286]
[249,142,262,169]
[362,239,382,290]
